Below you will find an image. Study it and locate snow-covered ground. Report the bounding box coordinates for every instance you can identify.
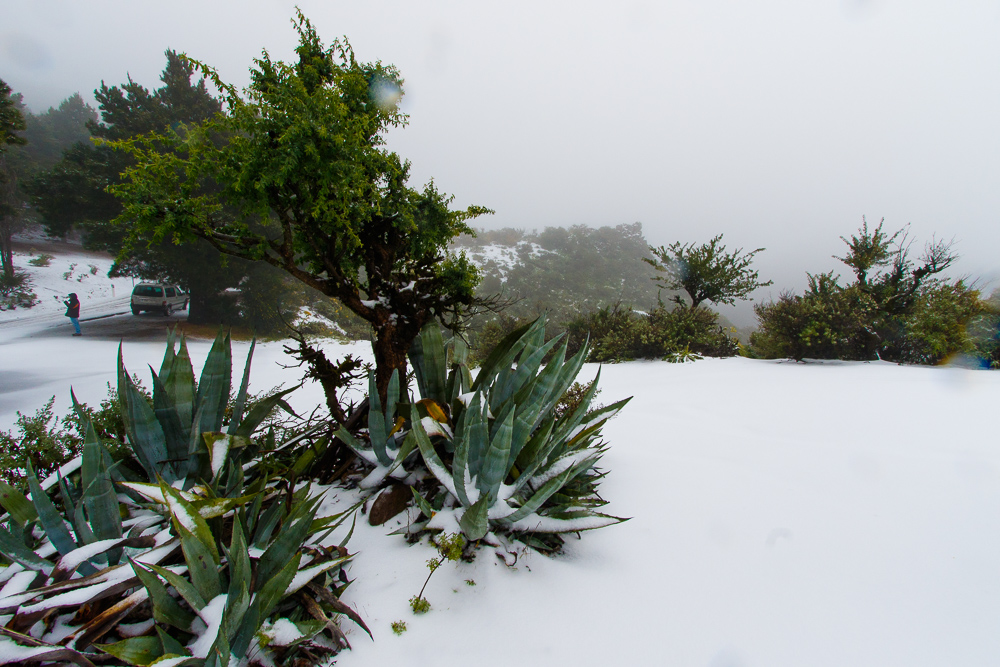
[0,246,135,323]
[3,294,999,666]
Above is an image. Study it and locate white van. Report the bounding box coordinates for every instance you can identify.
[130,283,189,315]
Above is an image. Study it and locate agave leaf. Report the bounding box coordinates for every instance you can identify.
[506,333,561,400]
[502,467,576,524]
[478,409,514,503]
[419,323,448,404]
[410,406,457,497]
[81,437,123,564]
[472,318,537,391]
[26,460,76,556]
[283,556,350,597]
[95,636,164,666]
[450,399,473,507]
[235,385,299,438]
[160,327,177,383]
[220,582,249,654]
[146,562,207,612]
[512,416,556,492]
[506,511,627,534]
[156,627,189,658]
[410,487,435,519]
[227,338,255,436]
[202,432,248,480]
[466,393,489,476]
[250,497,284,549]
[0,524,52,573]
[195,330,232,435]
[255,502,319,590]
[178,525,221,602]
[166,338,196,433]
[384,368,400,436]
[151,368,188,477]
[161,483,219,565]
[226,515,251,602]
[122,376,172,483]
[0,480,37,526]
[458,495,490,541]
[256,551,301,620]
[367,371,391,467]
[131,560,196,632]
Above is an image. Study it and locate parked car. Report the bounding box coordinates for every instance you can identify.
[130,283,189,315]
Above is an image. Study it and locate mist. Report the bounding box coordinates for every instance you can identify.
[4,0,999,325]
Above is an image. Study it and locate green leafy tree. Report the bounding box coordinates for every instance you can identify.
[109,12,490,396]
[645,234,772,310]
[752,218,981,363]
[29,51,256,323]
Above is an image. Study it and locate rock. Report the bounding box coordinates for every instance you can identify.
[368,482,411,526]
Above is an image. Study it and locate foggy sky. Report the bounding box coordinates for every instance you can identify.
[3,0,999,324]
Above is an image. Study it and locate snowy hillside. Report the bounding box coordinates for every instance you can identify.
[0,246,134,322]
[2,308,998,666]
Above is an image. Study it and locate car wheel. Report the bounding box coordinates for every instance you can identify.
[164,304,172,316]
[131,306,140,315]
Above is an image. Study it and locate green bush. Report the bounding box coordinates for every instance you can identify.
[27,253,54,267]
[565,302,739,362]
[0,270,38,311]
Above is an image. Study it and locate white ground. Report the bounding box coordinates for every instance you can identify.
[2,258,999,666]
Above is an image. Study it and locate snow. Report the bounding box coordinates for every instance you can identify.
[0,247,134,322]
[3,268,1000,665]
[260,618,305,646]
[189,593,228,658]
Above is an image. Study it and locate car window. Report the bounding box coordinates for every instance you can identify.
[165,287,176,297]
[134,286,163,297]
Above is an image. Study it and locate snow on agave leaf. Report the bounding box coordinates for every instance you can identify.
[188,593,228,658]
[283,556,350,597]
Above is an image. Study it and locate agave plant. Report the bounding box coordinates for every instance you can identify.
[0,333,367,666]
[344,317,630,552]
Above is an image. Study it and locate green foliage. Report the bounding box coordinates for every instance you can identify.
[344,317,629,554]
[0,269,38,311]
[27,252,53,266]
[0,78,26,152]
[565,302,739,363]
[646,234,772,310]
[751,219,983,364]
[391,620,408,635]
[0,335,367,666]
[409,596,431,614]
[0,397,80,488]
[108,11,490,397]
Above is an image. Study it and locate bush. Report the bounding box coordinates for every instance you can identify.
[750,273,876,361]
[0,270,38,311]
[565,302,739,362]
[0,397,80,488]
[751,273,988,364]
[27,252,54,266]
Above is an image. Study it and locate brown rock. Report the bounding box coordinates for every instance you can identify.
[368,483,412,526]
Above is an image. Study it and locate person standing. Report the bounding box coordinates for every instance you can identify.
[64,293,81,336]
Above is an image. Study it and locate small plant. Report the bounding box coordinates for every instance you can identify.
[0,271,38,311]
[665,345,703,363]
[409,533,466,614]
[465,579,476,586]
[88,263,99,275]
[409,596,431,614]
[28,253,54,267]
[62,262,77,280]
[391,621,408,635]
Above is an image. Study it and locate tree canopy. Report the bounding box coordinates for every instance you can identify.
[645,234,772,310]
[110,12,491,395]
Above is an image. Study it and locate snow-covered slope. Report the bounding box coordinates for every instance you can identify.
[0,247,134,323]
[2,315,998,666]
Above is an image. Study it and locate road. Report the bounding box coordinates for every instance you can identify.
[0,297,190,342]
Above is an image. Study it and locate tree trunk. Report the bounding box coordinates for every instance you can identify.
[372,322,412,405]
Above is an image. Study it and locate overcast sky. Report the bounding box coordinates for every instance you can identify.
[3,0,999,323]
